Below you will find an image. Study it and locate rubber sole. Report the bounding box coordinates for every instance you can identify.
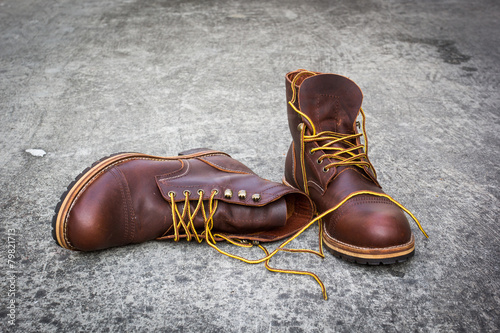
[322,235,415,265]
[281,176,415,266]
[52,149,222,250]
[326,247,414,265]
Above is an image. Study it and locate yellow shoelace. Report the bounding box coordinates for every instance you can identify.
[156,189,329,299]
[152,71,427,301]
[288,70,428,238]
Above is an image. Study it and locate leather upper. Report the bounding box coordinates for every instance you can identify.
[65,150,313,251]
[284,70,413,249]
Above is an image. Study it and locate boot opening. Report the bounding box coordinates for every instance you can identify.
[287,69,317,87]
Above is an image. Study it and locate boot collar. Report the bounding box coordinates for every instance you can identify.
[288,71,363,135]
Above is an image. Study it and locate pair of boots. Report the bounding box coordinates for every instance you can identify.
[52,69,427,299]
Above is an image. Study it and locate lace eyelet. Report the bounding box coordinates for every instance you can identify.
[212,189,219,195]
[309,149,315,155]
[183,190,191,197]
[322,167,329,173]
[168,191,176,197]
[317,159,323,164]
[197,189,204,196]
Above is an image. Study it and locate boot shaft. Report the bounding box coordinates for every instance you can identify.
[284,70,378,196]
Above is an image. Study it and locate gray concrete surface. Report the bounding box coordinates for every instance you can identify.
[1,0,499,331]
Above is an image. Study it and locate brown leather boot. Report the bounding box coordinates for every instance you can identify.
[52,148,329,297]
[283,69,427,265]
[53,148,314,251]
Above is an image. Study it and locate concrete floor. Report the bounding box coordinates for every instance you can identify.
[1,0,499,331]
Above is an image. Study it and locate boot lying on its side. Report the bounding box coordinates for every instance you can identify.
[52,148,327,298]
[53,148,314,251]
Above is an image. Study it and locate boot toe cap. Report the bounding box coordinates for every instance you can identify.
[64,169,129,251]
[327,197,413,249]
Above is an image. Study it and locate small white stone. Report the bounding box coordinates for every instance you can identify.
[25,148,46,157]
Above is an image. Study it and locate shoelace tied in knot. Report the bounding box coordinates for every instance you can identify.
[156,188,329,299]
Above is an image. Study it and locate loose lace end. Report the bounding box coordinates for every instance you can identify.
[159,188,329,300]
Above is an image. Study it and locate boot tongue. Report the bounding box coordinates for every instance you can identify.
[297,73,363,134]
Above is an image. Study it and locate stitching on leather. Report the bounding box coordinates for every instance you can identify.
[323,226,414,251]
[196,152,229,158]
[155,160,184,179]
[260,183,288,195]
[317,94,340,132]
[164,183,292,204]
[115,167,137,243]
[315,94,320,131]
[329,208,344,234]
[328,196,395,234]
[64,156,169,247]
[158,160,190,182]
[341,196,393,204]
[291,142,299,188]
[198,156,252,175]
[331,165,375,184]
[110,168,130,244]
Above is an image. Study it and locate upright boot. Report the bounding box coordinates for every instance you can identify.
[283,69,427,265]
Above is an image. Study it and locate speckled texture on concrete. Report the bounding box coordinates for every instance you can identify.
[1,0,499,332]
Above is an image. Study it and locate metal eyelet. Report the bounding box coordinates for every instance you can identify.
[197,189,204,196]
[309,149,315,155]
[238,190,247,199]
[322,167,329,173]
[168,191,176,197]
[297,123,304,132]
[317,159,323,164]
[212,189,219,195]
[183,190,191,197]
